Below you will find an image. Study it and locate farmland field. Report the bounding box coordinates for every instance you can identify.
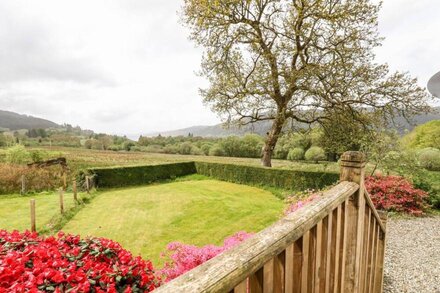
[61,178,283,265]
[33,146,342,173]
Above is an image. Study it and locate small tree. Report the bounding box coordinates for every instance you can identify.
[182,0,432,167]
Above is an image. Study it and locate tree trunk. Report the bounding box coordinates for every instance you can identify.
[261,112,286,167]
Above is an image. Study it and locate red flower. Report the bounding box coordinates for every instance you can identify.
[0,230,161,292]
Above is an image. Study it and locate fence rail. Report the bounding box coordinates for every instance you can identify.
[155,151,387,293]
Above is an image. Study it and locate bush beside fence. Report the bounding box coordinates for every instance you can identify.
[194,162,339,191]
[88,162,197,188]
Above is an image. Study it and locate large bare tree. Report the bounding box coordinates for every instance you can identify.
[182,0,433,167]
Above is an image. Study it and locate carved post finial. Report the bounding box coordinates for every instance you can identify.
[340,151,366,184]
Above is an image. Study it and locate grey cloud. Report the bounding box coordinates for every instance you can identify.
[0,4,114,86]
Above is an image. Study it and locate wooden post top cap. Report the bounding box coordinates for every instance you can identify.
[340,151,366,162]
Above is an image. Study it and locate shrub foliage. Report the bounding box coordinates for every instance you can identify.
[365,175,428,215]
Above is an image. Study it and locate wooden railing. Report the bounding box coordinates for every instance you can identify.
[155,151,387,293]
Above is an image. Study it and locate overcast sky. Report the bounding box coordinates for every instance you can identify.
[0,0,439,136]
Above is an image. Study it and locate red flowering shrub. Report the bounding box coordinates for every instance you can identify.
[365,175,429,215]
[159,231,253,281]
[0,230,160,293]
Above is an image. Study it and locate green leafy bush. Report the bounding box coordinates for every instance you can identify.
[208,144,225,156]
[418,147,440,171]
[305,146,326,163]
[287,147,305,161]
[5,145,30,164]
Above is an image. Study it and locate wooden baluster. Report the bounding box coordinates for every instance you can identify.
[314,221,323,292]
[301,231,311,293]
[339,200,349,293]
[361,208,372,293]
[286,237,303,293]
[367,218,377,291]
[373,211,388,293]
[328,206,341,293]
[320,215,331,293]
[308,225,318,293]
[263,252,285,293]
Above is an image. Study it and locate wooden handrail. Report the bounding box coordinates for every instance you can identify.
[154,181,359,293]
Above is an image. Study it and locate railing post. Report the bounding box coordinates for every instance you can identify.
[340,151,366,293]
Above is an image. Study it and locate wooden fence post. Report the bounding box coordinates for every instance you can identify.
[63,172,67,191]
[59,188,64,214]
[340,151,366,293]
[21,175,26,195]
[30,199,36,232]
[86,176,90,194]
[73,180,78,201]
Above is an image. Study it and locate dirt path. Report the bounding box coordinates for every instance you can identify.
[383,216,440,293]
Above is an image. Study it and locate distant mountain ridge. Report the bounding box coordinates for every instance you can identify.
[147,107,440,137]
[0,110,60,131]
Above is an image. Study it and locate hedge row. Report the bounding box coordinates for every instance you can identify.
[88,161,339,191]
[194,162,339,191]
[88,162,197,188]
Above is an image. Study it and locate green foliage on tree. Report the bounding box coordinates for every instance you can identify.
[402,120,440,149]
[182,0,432,167]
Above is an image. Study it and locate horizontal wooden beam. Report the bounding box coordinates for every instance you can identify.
[155,181,359,293]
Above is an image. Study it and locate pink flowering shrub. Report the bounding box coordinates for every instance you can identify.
[365,175,429,215]
[0,230,160,293]
[284,189,321,215]
[159,231,253,281]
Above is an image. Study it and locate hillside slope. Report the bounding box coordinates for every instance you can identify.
[0,110,59,131]
[148,107,440,137]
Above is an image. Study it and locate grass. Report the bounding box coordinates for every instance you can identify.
[61,179,284,266]
[0,191,90,232]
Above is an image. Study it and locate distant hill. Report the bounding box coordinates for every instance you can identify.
[147,107,440,137]
[0,110,60,131]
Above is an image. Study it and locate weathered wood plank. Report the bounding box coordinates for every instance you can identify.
[373,211,388,293]
[301,231,310,293]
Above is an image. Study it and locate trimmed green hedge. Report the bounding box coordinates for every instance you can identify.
[88,161,339,191]
[194,162,339,191]
[88,162,197,188]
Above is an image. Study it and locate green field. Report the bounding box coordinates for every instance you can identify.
[61,179,283,265]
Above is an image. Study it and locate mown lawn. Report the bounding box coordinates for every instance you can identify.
[62,179,283,265]
[0,191,85,232]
